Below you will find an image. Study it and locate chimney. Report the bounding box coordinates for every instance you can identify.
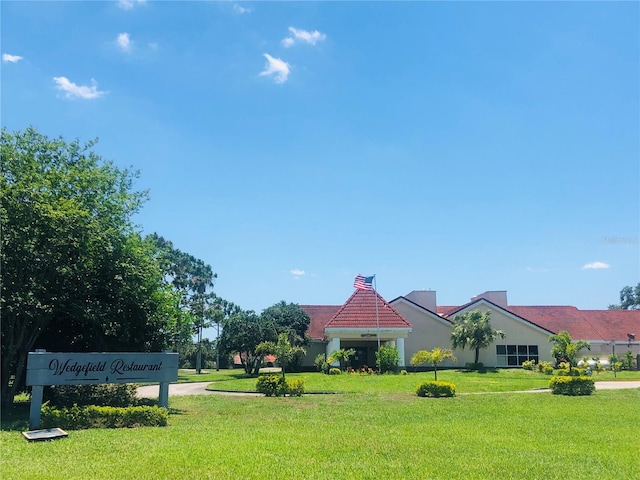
[405,290,437,312]
[470,291,508,308]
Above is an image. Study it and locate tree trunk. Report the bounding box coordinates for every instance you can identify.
[475,348,480,365]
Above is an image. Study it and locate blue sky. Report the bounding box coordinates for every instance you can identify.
[2,1,639,324]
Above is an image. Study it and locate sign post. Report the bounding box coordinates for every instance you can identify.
[26,350,179,430]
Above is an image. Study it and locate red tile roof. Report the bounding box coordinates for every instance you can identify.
[324,289,412,330]
[508,306,640,342]
[233,353,276,365]
[437,306,458,316]
[300,305,341,340]
[303,292,639,343]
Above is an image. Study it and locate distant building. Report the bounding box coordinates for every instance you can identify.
[300,290,640,368]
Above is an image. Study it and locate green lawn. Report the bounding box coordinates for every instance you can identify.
[198,368,640,394]
[2,385,639,480]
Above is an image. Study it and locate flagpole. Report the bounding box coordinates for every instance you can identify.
[373,275,380,352]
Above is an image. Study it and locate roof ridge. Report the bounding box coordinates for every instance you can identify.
[325,289,412,329]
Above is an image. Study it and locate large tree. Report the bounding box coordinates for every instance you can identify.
[219,301,311,375]
[0,127,221,405]
[608,284,640,310]
[260,301,311,346]
[1,127,156,404]
[450,310,505,365]
[147,233,217,348]
[218,310,274,374]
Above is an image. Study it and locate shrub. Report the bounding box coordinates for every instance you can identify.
[416,381,456,398]
[548,376,595,396]
[256,375,287,397]
[45,383,138,408]
[314,353,329,374]
[328,368,342,375]
[376,346,400,374]
[465,362,485,371]
[522,359,537,371]
[400,369,408,375]
[41,404,168,429]
[556,367,587,377]
[622,351,636,370]
[256,375,304,397]
[537,361,553,374]
[286,378,305,397]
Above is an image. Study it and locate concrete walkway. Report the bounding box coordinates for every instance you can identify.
[137,382,259,398]
[137,380,640,399]
[593,380,640,390]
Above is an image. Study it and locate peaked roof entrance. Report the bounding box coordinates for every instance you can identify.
[325,289,412,330]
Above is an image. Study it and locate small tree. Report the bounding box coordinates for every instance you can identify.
[450,310,505,366]
[622,351,635,370]
[256,333,306,381]
[327,348,356,371]
[549,330,590,372]
[376,345,400,374]
[410,348,456,381]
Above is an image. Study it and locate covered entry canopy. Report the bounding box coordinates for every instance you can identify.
[324,288,412,339]
[305,289,412,366]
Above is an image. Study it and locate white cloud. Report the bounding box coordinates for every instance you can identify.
[259,54,290,84]
[2,53,23,63]
[581,261,610,270]
[282,27,326,47]
[117,0,146,10]
[116,33,132,52]
[53,77,107,99]
[233,3,251,14]
[290,269,305,280]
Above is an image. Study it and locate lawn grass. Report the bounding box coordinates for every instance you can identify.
[201,368,640,394]
[1,387,639,480]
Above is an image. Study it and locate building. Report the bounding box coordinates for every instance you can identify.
[300,289,640,369]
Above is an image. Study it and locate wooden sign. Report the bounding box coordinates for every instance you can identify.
[26,350,178,430]
[26,352,178,386]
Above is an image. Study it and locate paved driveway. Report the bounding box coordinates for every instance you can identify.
[137,380,640,398]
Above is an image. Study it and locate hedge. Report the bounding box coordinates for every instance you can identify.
[548,376,595,396]
[255,375,305,397]
[45,384,138,408]
[416,381,456,398]
[41,404,168,429]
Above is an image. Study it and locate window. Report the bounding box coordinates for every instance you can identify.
[496,345,539,367]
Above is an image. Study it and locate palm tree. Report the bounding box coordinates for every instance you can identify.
[450,310,505,366]
[327,348,356,371]
[548,330,590,372]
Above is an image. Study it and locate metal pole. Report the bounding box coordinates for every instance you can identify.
[374,275,380,351]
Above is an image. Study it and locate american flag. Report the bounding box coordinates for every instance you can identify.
[354,274,374,291]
